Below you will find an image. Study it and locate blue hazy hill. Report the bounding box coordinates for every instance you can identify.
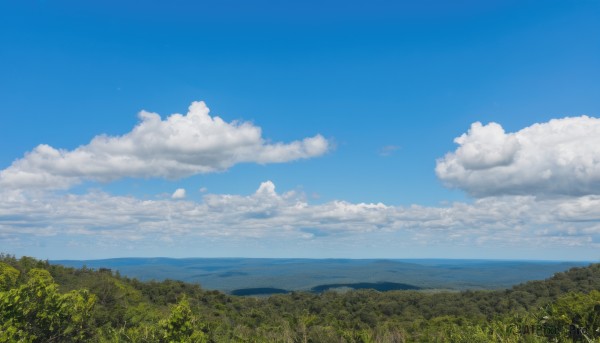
[52,258,590,295]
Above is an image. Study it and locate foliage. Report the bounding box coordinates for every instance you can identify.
[1,254,599,342]
[159,297,208,343]
[0,262,19,291]
[0,268,96,342]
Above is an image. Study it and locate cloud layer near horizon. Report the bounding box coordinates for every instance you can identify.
[436,116,600,197]
[0,101,329,190]
[1,181,598,255]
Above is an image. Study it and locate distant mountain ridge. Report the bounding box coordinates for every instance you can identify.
[52,257,589,294]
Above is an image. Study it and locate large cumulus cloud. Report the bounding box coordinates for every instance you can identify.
[0,101,330,190]
[436,116,600,197]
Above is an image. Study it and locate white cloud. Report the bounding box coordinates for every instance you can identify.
[0,101,330,190]
[1,182,599,256]
[436,116,600,197]
[172,188,186,199]
[451,122,519,170]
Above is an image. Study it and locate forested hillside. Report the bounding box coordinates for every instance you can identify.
[1,254,599,342]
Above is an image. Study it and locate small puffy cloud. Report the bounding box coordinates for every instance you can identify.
[436,116,600,197]
[255,180,277,197]
[0,101,330,190]
[172,188,186,199]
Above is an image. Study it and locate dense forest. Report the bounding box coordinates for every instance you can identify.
[1,254,599,342]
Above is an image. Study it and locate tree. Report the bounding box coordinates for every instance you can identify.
[0,268,96,342]
[0,262,19,291]
[160,297,207,343]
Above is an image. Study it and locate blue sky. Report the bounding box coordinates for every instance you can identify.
[1,0,599,260]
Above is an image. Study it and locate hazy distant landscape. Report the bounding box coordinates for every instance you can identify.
[52,258,588,295]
